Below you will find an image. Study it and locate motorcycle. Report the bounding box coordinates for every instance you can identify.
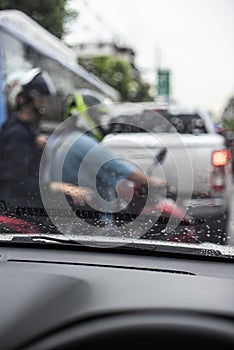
[71,147,200,243]
[114,147,200,243]
[0,213,40,234]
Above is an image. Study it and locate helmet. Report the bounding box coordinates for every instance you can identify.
[63,90,108,120]
[4,67,55,111]
[63,93,84,120]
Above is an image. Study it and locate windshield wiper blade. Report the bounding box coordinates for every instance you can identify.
[121,240,234,259]
[0,234,233,259]
[67,235,234,259]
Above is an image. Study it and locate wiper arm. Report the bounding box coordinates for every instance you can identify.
[0,234,81,246]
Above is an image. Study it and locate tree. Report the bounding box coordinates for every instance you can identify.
[79,55,154,102]
[221,97,234,131]
[0,0,78,39]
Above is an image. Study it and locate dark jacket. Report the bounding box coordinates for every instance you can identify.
[0,114,43,211]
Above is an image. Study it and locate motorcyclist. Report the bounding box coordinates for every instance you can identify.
[0,67,56,213]
[63,91,110,141]
[42,96,167,226]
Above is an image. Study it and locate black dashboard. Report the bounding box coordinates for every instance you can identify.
[0,244,233,350]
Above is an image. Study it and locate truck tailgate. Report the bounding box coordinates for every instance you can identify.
[102,133,227,197]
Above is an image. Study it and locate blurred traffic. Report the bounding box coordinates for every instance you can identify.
[0,5,233,246]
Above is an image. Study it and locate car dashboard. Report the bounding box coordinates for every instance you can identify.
[0,243,233,350]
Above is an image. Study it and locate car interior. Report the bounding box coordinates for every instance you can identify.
[0,239,233,350]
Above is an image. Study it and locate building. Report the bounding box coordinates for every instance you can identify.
[69,41,141,80]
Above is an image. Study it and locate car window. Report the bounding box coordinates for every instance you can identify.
[108,110,208,134]
[0,2,233,259]
[0,5,234,348]
[82,94,102,107]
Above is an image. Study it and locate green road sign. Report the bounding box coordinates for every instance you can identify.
[157,69,170,97]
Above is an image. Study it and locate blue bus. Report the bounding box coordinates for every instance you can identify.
[0,9,120,131]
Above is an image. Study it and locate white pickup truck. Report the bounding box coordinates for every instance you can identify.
[102,103,233,245]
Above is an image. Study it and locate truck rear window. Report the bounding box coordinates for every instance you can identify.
[108,110,208,134]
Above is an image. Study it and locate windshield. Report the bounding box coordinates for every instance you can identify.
[0,1,233,259]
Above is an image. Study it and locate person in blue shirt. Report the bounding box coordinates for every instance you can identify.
[43,99,166,221]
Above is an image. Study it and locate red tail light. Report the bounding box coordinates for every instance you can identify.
[210,149,231,192]
[212,150,230,166]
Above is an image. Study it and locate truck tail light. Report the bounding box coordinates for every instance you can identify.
[210,150,232,192]
[212,150,230,166]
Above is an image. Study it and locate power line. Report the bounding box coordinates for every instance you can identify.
[80,0,121,42]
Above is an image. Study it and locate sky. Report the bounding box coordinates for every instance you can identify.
[65,0,234,116]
